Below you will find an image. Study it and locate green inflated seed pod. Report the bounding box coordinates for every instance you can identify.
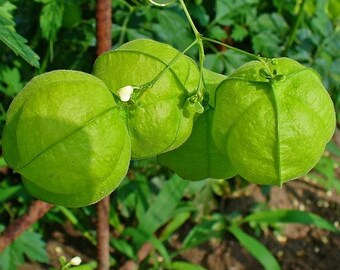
[158,69,237,181]
[212,58,336,186]
[93,39,203,159]
[2,70,131,207]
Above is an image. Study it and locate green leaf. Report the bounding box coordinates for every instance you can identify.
[228,225,281,270]
[0,156,7,167]
[121,227,171,263]
[251,31,281,56]
[182,214,226,250]
[0,1,15,23]
[243,210,339,232]
[56,206,79,225]
[138,175,188,235]
[169,261,208,270]
[208,26,227,40]
[326,141,340,157]
[71,261,97,270]
[160,211,191,241]
[0,1,39,67]
[204,54,224,74]
[0,24,40,67]
[215,0,259,26]
[312,156,338,191]
[39,0,64,42]
[231,24,248,42]
[148,234,171,263]
[0,185,23,203]
[0,244,24,270]
[122,227,149,249]
[18,231,49,263]
[250,13,288,36]
[0,66,24,97]
[0,231,49,270]
[153,9,194,51]
[110,238,136,260]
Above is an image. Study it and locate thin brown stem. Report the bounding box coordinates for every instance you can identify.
[95,0,112,269]
[0,200,53,253]
[96,0,112,56]
[96,197,111,270]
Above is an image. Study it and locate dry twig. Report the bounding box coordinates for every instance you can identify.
[0,200,53,253]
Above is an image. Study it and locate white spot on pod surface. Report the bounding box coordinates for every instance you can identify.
[70,256,82,266]
[118,85,134,102]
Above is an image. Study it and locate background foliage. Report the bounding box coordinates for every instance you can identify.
[0,0,339,269]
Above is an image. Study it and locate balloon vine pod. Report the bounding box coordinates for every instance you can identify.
[2,71,131,207]
[93,39,204,159]
[212,58,336,186]
[158,69,237,181]
[1,0,337,206]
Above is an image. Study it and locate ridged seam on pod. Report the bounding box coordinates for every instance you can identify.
[2,70,131,207]
[212,57,336,186]
[93,39,203,159]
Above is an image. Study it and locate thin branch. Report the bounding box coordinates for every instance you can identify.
[0,200,53,253]
[96,0,112,56]
[95,0,112,269]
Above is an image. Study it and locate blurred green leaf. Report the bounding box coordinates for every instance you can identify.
[169,261,207,270]
[0,185,23,203]
[148,234,171,263]
[152,9,194,51]
[138,175,188,235]
[38,0,63,42]
[0,156,7,167]
[204,53,224,73]
[229,225,281,270]
[110,238,136,260]
[0,66,24,97]
[231,24,248,41]
[214,0,259,26]
[312,156,338,191]
[71,261,97,270]
[252,31,281,56]
[182,214,226,250]
[326,141,340,157]
[243,210,339,232]
[208,25,227,40]
[0,231,49,270]
[121,227,171,263]
[56,206,79,225]
[160,211,191,241]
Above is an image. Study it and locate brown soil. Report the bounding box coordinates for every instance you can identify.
[19,179,340,270]
[176,180,340,270]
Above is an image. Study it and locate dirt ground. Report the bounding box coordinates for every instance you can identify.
[19,179,340,270]
[177,180,340,270]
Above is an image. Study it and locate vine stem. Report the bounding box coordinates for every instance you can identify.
[202,37,261,61]
[178,0,204,94]
[177,0,272,90]
[0,200,53,253]
[202,37,272,75]
[95,0,112,269]
[284,0,307,53]
[139,39,198,93]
